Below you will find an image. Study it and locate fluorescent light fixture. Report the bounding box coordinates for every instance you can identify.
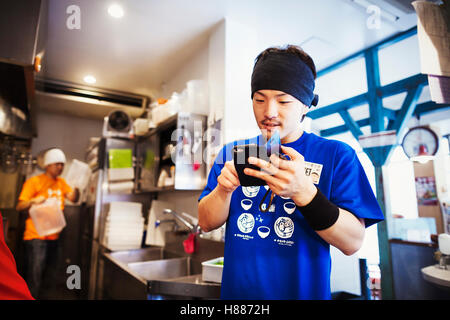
[108,4,124,18]
[83,75,96,84]
[352,0,399,22]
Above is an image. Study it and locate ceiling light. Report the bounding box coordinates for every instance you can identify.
[83,75,96,84]
[108,4,124,18]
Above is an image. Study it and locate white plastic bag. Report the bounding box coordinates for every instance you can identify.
[29,198,66,237]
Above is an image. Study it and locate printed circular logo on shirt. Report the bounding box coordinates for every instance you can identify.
[274,216,294,239]
[237,213,255,234]
[242,186,260,198]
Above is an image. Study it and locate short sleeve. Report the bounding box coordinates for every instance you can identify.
[198,148,226,202]
[329,143,384,228]
[18,177,37,202]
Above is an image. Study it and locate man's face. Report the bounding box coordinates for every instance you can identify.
[252,90,309,143]
[45,163,64,177]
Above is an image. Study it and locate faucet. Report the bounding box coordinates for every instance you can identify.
[155,218,178,231]
[162,209,200,233]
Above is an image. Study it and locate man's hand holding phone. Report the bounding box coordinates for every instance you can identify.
[244,145,317,206]
[217,161,241,194]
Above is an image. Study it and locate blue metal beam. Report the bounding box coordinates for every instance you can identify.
[320,118,370,137]
[414,101,450,116]
[388,84,424,139]
[379,73,428,98]
[319,102,449,137]
[317,27,417,78]
[338,110,363,140]
[383,108,397,121]
[310,73,429,121]
[308,93,367,120]
[365,48,384,134]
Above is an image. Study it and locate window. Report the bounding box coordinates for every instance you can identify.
[314,58,367,107]
[378,35,421,86]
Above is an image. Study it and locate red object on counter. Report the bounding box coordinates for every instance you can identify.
[183,233,197,254]
[0,212,34,300]
[192,162,201,171]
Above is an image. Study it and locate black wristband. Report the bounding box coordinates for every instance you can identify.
[296,187,340,231]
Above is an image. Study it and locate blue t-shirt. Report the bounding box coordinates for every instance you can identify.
[198,132,384,300]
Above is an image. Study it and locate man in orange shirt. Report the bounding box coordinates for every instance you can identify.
[16,148,79,298]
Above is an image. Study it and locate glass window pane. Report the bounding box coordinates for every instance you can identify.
[315,58,367,107]
[378,34,421,86]
[311,113,344,132]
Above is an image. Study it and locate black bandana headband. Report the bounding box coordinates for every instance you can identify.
[251,52,319,107]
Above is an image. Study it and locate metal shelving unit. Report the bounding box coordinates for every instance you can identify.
[81,112,207,299]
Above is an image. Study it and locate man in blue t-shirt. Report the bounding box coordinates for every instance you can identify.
[198,45,384,300]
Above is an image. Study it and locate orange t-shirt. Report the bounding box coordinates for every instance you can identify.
[18,174,73,241]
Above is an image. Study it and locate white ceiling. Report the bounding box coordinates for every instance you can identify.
[40,0,418,100]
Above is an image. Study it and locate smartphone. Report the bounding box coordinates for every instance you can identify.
[233,144,270,186]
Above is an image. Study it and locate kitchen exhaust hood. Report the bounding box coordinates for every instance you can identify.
[35,78,150,120]
[0,60,36,139]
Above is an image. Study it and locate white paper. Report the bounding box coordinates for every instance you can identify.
[108,167,134,181]
[108,181,134,193]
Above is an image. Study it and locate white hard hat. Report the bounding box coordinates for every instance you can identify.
[43,148,66,166]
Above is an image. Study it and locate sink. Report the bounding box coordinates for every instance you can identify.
[106,246,181,264]
[101,246,221,300]
[101,246,184,300]
[128,257,191,281]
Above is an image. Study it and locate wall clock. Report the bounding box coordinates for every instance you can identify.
[402,126,439,162]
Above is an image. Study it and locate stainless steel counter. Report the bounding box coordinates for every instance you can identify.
[101,234,224,300]
[148,274,220,299]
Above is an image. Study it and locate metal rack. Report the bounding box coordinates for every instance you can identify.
[82,112,207,299]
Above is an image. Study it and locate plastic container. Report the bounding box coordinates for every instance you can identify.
[201,257,224,283]
[64,159,91,190]
[29,198,66,237]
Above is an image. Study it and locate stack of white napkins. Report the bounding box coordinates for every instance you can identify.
[108,168,134,193]
[103,201,144,251]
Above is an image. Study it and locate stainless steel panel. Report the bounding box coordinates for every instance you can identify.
[0,1,42,65]
[102,252,147,300]
[0,79,34,139]
[147,275,221,299]
[127,257,190,281]
[88,240,100,300]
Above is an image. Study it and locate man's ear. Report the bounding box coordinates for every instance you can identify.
[300,105,310,122]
